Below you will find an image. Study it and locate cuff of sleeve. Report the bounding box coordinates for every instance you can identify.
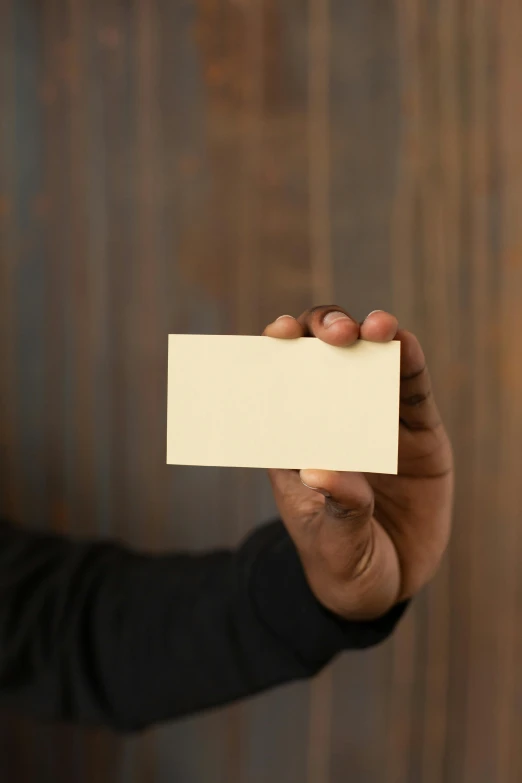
[244,521,409,672]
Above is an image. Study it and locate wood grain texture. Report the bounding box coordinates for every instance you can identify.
[2,1,522,781]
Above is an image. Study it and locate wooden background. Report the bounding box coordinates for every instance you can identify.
[1,1,522,781]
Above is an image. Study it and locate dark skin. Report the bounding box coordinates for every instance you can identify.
[263,305,454,620]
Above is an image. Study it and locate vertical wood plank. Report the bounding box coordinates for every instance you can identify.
[307,0,333,782]
[3,2,522,782]
[494,2,522,781]
[387,4,421,779]
[241,2,313,783]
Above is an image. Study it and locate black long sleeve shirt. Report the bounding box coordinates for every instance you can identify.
[0,517,407,732]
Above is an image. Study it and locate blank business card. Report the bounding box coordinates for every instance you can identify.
[166,335,400,474]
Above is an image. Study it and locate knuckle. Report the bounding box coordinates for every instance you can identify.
[400,389,431,407]
[309,304,341,315]
[399,416,430,432]
[325,497,374,523]
[400,365,426,382]
[301,304,347,322]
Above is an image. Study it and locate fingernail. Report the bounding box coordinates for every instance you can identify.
[300,470,331,497]
[322,311,350,328]
[366,310,384,318]
[301,481,331,498]
[276,314,295,321]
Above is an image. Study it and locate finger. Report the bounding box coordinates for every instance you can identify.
[397,329,441,431]
[297,305,360,346]
[360,310,399,342]
[263,314,305,339]
[270,467,375,567]
[269,468,400,616]
[299,469,374,528]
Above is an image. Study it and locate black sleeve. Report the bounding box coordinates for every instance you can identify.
[0,517,408,732]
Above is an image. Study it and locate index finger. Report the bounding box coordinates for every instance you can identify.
[297,305,360,346]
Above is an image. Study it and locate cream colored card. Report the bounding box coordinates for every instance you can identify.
[166,335,400,474]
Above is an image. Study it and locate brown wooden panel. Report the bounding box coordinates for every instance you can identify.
[2,1,522,782]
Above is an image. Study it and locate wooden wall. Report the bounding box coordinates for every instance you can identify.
[1,1,522,781]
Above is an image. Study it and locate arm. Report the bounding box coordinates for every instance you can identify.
[0,305,452,733]
[0,517,406,732]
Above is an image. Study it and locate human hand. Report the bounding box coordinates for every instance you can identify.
[263,306,453,620]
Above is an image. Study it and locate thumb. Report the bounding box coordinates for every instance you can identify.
[269,468,401,619]
[298,469,376,577]
[300,469,374,527]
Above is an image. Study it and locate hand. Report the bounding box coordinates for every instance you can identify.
[262,305,453,621]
